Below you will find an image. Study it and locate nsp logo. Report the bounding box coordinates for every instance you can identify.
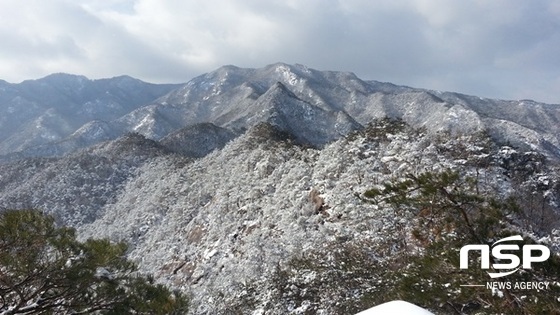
[460,235,550,278]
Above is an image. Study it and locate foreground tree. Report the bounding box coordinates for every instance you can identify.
[361,170,560,314]
[0,209,188,314]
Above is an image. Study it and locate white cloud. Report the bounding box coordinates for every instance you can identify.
[0,0,558,103]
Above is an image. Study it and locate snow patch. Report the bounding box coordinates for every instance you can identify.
[354,300,434,315]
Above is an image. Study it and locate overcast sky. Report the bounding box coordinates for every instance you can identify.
[1,0,559,103]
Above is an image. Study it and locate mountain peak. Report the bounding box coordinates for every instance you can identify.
[32,73,90,85]
[268,81,296,97]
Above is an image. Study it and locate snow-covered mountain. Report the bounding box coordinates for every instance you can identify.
[4,63,560,160]
[1,64,560,314]
[97,63,552,157]
[0,74,181,158]
[151,63,560,156]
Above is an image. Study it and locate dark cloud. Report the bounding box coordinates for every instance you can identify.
[0,0,558,103]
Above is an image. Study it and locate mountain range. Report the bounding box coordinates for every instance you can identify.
[1,63,560,314]
[2,63,560,161]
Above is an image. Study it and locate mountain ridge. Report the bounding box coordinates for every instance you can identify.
[0,74,183,157]
[2,63,560,160]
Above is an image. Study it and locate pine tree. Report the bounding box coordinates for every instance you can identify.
[0,209,188,314]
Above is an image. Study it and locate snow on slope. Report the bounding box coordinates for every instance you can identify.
[355,300,434,315]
